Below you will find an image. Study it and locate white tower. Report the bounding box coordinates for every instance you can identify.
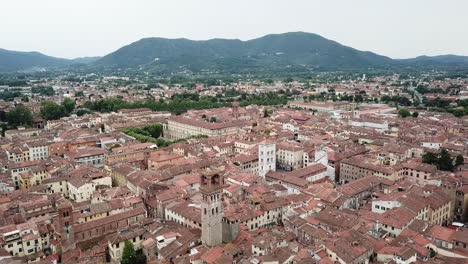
[258,142,276,177]
[200,170,224,246]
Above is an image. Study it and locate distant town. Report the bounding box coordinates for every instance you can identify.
[0,70,467,264]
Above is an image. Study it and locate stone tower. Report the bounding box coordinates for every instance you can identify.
[200,169,224,246]
[232,101,239,120]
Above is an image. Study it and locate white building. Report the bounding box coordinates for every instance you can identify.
[65,147,106,167]
[67,175,112,202]
[349,118,389,131]
[27,142,49,161]
[258,142,276,177]
[276,142,304,171]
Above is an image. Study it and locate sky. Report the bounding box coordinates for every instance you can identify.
[1,0,467,59]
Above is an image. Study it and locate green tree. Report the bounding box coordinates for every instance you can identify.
[121,241,136,264]
[453,109,465,117]
[412,111,419,118]
[455,155,464,167]
[145,123,163,138]
[422,152,438,165]
[133,250,147,264]
[398,108,411,118]
[76,108,92,116]
[0,123,7,137]
[354,94,364,103]
[7,105,33,127]
[438,149,454,172]
[62,98,75,114]
[40,101,66,120]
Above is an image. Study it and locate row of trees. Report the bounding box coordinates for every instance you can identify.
[422,149,464,172]
[31,86,55,96]
[82,92,289,115]
[424,98,468,117]
[381,95,412,106]
[416,85,447,95]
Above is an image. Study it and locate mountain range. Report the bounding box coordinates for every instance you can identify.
[1,32,468,73]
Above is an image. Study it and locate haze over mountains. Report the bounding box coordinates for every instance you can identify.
[1,32,467,73]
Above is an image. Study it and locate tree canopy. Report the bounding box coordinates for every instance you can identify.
[455,155,464,167]
[121,241,136,264]
[398,108,411,118]
[422,149,456,172]
[62,98,76,114]
[40,101,67,121]
[31,86,55,96]
[7,105,33,127]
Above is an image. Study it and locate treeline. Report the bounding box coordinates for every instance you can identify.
[381,95,413,106]
[0,78,28,87]
[31,86,55,96]
[426,98,468,117]
[83,97,225,115]
[416,85,448,94]
[0,89,23,101]
[82,92,289,114]
[0,86,55,102]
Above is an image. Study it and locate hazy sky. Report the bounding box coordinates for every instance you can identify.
[1,0,467,59]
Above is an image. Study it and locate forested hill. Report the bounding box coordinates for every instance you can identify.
[95,32,394,73]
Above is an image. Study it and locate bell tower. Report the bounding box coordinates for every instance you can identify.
[200,169,224,246]
[232,101,239,120]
